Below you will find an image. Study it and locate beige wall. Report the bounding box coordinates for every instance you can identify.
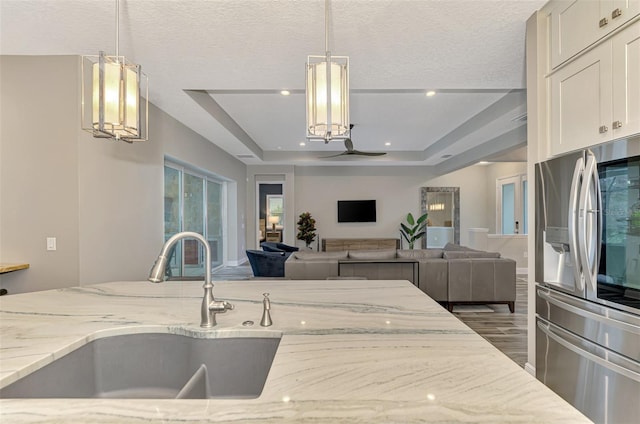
[76,110,164,285]
[0,56,81,293]
[291,165,491,249]
[245,163,527,252]
[0,55,247,294]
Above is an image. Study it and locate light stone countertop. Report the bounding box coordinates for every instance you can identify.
[0,279,590,423]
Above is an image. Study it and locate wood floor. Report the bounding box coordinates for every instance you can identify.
[451,276,528,368]
[212,266,529,368]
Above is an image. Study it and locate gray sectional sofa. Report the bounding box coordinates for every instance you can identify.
[284,243,516,312]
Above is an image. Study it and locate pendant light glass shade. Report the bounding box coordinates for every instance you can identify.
[82,52,148,142]
[306,55,349,141]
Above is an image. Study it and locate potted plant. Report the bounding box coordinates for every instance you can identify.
[400,212,428,249]
[297,212,317,249]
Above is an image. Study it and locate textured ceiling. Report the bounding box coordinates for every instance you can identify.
[0,0,544,169]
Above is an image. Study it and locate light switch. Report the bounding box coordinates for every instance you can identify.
[46,237,57,251]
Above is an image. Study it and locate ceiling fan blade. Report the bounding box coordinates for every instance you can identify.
[319,151,350,158]
[351,150,387,156]
[318,126,386,158]
[344,138,354,152]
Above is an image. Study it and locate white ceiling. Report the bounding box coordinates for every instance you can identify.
[0,0,543,169]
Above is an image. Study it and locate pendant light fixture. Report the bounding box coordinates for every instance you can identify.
[81,0,148,143]
[306,0,350,143]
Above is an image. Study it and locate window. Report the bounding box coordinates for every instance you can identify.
[164,162,226,278]
[497,174,527,235]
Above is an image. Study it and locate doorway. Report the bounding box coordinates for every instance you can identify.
[256,183,284,247]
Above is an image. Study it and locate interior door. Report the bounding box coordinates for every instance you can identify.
[497,175,523,234]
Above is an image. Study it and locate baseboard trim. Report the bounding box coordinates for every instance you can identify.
[227,257,248,267]
[524,362,535,376]
[516,267,528,275]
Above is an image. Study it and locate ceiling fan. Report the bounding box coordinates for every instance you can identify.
[320,125,387,158]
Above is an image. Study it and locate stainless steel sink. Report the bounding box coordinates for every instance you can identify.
[0,333,280,399]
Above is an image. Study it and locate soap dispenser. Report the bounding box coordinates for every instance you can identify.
[260,293,272,327]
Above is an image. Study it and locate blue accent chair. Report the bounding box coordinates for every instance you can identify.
[246,250,290,278]
[260,242,299,253]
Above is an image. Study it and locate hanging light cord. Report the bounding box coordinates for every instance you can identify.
[324,0,329,55]
[115,0,120,60]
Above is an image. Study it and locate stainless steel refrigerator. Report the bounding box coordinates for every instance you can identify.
[535,137,640,423]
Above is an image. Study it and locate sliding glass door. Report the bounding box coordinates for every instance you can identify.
[164,162,225,278]
[164,166,182,277]
[207,180,224,268]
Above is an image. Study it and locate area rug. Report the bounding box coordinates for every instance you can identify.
[451,305,494,313]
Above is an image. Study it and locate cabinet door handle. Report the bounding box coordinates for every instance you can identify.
[599,125,609,134]
[613,120,623,129]
[599,17,609,27]
[612,8,622,19]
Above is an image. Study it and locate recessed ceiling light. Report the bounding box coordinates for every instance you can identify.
[426,90,436,97]
[299,142,306,146]
[385,142,391,146]
[478,161,490,165]
[280,90,290,96]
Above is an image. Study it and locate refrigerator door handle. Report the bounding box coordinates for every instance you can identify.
[537,320,640,382]
[537,288,640,333]
[568,157,585,291]
[578,153,599,292]
[594,161,603,285]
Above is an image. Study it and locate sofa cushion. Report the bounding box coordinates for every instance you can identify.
[443,242,475,251]
[261,242,300,253]
[246,250,288,277]
[396,249,444,259]
[443,251,501,259]
[348,249,397,260]
[293,251,348,260]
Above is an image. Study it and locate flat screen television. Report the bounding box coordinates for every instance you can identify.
[337,200,376,223]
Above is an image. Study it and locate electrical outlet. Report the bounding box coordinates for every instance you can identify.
[46,237,57,251]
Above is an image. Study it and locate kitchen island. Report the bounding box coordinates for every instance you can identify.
[0,279,589,423]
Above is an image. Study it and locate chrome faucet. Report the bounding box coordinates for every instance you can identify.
[148,231,234,328]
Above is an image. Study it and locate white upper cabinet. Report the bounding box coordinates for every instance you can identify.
[549,42,612,156]
[550,0,640,69]
[549,20,640,156]
[611,21,640,140]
